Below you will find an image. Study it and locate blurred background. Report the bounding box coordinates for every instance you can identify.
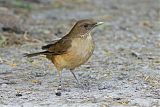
[0,0,111,46]
[0,0,160,106]
[0,0,159,47]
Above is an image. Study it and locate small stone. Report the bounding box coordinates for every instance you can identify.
[55,89,62,96]
[1,83,8,88]
[113,97,122,101]
[16,93,22,97]
[55,92,61,96]
[131,51,142,59]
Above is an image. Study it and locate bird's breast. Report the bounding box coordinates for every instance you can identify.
[52,35,95,70]
[63,35,94,69]
[71,35,94,57]
[66,35,94,68]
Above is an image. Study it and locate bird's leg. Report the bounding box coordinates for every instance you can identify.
[55,70,62,96]
[70,70,80,85]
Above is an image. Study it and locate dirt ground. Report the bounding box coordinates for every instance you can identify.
[0,0,160,107]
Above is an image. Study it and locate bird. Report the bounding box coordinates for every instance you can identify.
[24,19,104,96]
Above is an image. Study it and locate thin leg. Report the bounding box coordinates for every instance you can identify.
[70,70,80,85]
[55,70,62,96]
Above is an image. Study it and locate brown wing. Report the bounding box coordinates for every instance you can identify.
[41,35,72,55]
[42,39,60,50]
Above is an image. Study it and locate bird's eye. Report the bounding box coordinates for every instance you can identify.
[83,24,88,28]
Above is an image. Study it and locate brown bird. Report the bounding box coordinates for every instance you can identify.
[24,19,103,96]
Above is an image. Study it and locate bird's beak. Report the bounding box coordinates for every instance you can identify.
[95,22,104,26]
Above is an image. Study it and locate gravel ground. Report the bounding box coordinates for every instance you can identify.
[0,0,160,107]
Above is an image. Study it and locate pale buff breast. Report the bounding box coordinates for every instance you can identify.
[52,35,95,70]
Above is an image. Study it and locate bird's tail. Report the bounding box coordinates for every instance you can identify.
[24,51,48,57]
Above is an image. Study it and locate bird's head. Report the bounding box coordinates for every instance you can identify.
[70,19,103,38]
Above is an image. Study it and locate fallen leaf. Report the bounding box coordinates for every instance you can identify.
[103,49,112,56]
[31,79,41,84]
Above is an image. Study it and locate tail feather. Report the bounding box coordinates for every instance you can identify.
[24,51,48,57]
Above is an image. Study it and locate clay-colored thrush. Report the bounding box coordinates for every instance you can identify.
[24,19,103,96]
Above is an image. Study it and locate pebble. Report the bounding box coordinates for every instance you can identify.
[1,83,8,88]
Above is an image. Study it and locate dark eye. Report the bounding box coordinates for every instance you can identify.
[84,24,88,28]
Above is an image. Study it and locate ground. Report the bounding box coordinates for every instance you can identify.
[0,0,160,107]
